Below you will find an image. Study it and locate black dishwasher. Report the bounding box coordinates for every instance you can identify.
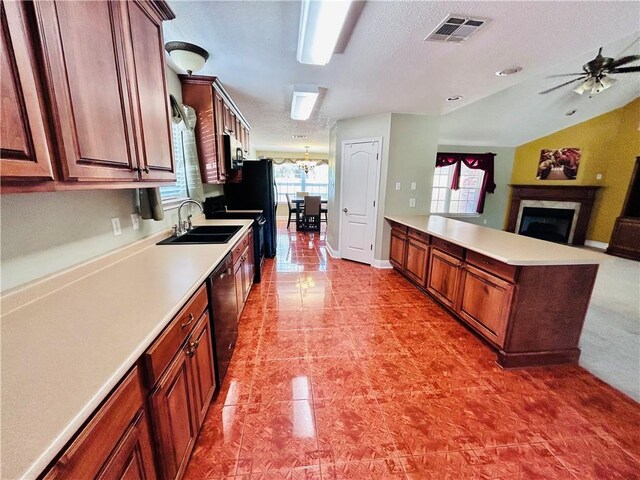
[207,253,238,386]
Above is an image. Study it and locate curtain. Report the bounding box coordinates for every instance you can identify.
[271,157,329,165]
[435,152,496,213]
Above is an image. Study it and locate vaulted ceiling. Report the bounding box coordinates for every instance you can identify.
[164,1,640,152]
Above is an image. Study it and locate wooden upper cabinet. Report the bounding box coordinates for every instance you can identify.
[36,0,139,181]
[214,90,227,182]
[0,1,54,180]
[122,0,174,181]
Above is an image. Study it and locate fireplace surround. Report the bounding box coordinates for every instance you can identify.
[507,185,600,245]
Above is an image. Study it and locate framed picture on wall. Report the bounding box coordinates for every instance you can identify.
[537,148,581,180]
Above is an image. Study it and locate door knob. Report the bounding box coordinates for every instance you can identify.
[343,208,348,213]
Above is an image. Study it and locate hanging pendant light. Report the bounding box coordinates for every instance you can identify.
[297,146,317,174]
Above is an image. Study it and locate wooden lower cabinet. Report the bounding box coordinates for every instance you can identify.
[426,248,462,309]
[188,313,217,431]
[44,367,156,480]
[457,264,513,347]
[148,344,198,480]
[405,237,429,286]
[389,228,407,269]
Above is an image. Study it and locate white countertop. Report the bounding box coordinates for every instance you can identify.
[385,215,605,266]
[1,218,254,480]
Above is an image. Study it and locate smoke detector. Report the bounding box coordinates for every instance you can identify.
[425,15,488,43]
[496,67,522,76]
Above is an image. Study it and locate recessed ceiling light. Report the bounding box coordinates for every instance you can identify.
[565,109,577,116]
[446,95,463,102]
[292,135,309,139]
[495,67,522,76]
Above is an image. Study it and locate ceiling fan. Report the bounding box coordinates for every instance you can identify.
[539,46,640,95]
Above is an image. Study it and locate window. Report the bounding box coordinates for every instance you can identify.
[274,162,328,203]
[431,163,484,215]
[159,123,188,204]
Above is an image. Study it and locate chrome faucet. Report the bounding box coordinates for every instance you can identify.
[176,200,203,235]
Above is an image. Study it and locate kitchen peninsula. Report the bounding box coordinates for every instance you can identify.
[385,215,604,368]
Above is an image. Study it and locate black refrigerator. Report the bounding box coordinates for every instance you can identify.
[223,159,277,257]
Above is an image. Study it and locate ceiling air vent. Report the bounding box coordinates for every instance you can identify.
[425,15,488,43]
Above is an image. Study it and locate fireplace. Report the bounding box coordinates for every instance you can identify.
[518,207,575,243]
[507,185,599,245]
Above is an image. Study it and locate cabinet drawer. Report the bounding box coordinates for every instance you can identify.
[44,367,150,479]
[408,228,429,244]
[231,231,249,264]
[466,250,518,283]
[388,221,408,234]
[143,284,208,387]
[431,236,464,259]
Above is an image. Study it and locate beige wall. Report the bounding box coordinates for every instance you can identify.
[0,66,206,292]
[437,145,516,230]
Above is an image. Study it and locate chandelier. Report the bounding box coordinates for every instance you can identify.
[297,146,316,174]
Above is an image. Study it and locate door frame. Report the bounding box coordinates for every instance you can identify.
[338,137,383,265]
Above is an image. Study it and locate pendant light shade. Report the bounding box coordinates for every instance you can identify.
[165,41,209,76]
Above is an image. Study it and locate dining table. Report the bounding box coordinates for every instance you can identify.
[292,196,328,231]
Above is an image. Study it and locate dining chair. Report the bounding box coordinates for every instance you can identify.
[302,195,321,232]
[321,204,328,224]
[285,193,297,229]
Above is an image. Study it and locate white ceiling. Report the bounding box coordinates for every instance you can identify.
[164,1,640,152]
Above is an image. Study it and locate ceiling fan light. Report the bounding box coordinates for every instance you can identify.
[573,77,595,95]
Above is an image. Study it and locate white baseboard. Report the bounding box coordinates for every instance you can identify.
[326,242,341,258]
[372,259,393,269]
[585,240,608,250]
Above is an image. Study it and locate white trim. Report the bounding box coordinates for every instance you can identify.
[338,137,383,266]
[326,242,341,258]
[372,259,393,269]
[585,240,609,250]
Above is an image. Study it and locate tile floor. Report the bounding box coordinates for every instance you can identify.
[184,223,640,479]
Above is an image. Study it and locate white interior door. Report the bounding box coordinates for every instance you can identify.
[339,140,381,264]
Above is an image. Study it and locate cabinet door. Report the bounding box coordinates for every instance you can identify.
[36,1,139,181]
[243,127,250,154]
[458,265,513,347]
[234,259,244,317]
[44,368,156,480]
[96,410,157,480]
[426,248,462,309]
[0,1,54,180]
[187,313,216,430]
[149,347,198,480]
[214,91,227,182]
[389,230,407,270]
[405,238,429,286]
[122,0,174,181]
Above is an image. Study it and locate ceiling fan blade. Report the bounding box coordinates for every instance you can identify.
[609,66,640,73]
[538,76,587,95]
[609,54,640,68]
[546,73,586,78]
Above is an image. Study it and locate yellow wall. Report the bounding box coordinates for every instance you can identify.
[511,98,640,243]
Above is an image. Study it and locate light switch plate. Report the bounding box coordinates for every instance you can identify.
[111,217,122,236]
[409,198,416,208]
[130,213,140,231]
[395,182,401,191]
[411,182,417,190]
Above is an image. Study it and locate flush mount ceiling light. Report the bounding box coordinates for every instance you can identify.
[496,67,522,76]
[446,95,463,102]
[165,41,209,76]
[573,75,616,95]
[297,0,353,65]
[291,86,319,120]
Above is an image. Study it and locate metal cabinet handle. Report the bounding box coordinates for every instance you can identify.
[189,339,200,350]
[185,345,194,358]
[181,313,195,328]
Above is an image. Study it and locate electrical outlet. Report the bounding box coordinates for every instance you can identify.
[483,219,488,224]
[409,198,416,208]
[111,217,122,236]
[596,173,603,180]
[411,182,417,190]
[130,213,140,231]
[395,182,401,191]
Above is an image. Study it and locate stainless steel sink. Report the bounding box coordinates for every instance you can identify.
[157,225,242,245]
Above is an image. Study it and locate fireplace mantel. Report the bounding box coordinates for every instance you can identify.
[506,185,601,245]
